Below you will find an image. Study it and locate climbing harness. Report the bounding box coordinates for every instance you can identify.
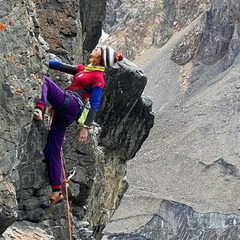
[66,90,83,107]
[47,91,83,131]
[61,153,76,240]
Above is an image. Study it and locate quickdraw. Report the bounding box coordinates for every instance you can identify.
[64,167,76,184]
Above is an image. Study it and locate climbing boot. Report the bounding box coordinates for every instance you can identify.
[48,192,64,207]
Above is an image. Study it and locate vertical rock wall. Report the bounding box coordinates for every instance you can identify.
[0,0,46,235]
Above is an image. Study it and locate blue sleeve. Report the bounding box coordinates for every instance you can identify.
[49,60,77,75]
[49,59,61,68]
[90,86,103,112]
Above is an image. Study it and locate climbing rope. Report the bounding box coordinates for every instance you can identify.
[61,154,75,240]
[48,106,53,131]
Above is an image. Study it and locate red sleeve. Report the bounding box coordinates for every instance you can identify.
[91,73,105,89]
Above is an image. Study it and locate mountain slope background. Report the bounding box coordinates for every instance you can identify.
[103,0,240,236]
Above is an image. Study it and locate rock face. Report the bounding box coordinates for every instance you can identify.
[32,0,107,63]
[0,0,45,236]
[0,0,153,239]
[32,0,81,62]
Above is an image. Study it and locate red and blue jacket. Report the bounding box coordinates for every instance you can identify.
[49,60,105,126]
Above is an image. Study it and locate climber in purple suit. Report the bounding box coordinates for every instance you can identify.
[34,46,123,206]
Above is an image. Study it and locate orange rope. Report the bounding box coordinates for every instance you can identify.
[48,106,53,131]
[61,154,73,240]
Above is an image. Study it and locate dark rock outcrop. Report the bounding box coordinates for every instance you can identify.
[105,200,240,240]
[97,60,153,160]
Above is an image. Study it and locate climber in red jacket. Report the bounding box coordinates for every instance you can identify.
[34,46,123,206]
